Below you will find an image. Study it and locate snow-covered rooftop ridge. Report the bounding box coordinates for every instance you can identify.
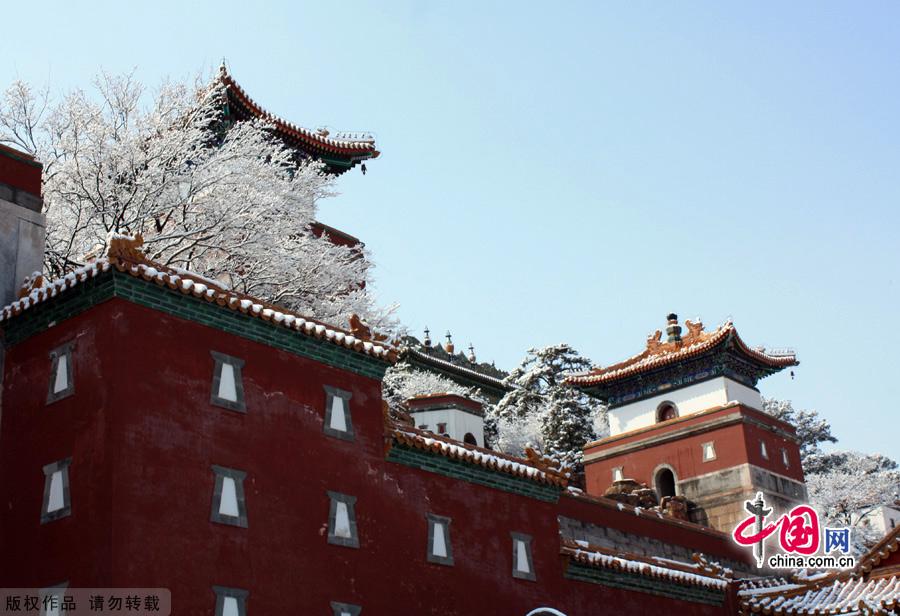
[217,65,379,154]
[561,539,730,590]
[566,318,798,386]
[0,237,396,363]
[404,347,507,389]
[389,423,570,488]
[742,575,900,615]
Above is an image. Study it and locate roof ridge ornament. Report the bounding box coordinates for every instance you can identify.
[106,233,148,265]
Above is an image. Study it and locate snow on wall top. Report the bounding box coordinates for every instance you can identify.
[560,539,731,590]
[219,64,380,158]
[388,422,570,489]
[0,235,396,363]
[565,319,798,387]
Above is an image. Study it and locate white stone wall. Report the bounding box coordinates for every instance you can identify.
[608,376,762,436]
[409,408,485,447]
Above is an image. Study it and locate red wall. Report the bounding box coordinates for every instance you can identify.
[1,298,744,615]
[0,144,42,196]
[584,405,804,497]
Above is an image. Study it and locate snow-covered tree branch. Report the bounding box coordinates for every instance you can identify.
[0,71,400,335]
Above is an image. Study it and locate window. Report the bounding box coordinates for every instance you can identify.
[213,586,248,616]
[655,467,676,499]
[40,582,68,616]
[511,532,536,581]
[47,342,75,404]
[210,352,246,412]
[41,458,72,524]
[437,422,447,435]
[760,441,769,460]
[323,387,354,441]
[701,441,716,462]
[656,402,678,423]
[781,448,790,468]
[331,602,362,616]
[418,424,428,430]
[327,491,359,548]
[426,514,454,566]
[464,433,478,446]
[210,466,248,528]
[612,467,624,482]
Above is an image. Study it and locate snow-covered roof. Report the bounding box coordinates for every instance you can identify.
[741,526,900,615]
[402,347,508,390]
[0,235,396,363]
[388,423,570,489]
[218,65,380,160]
[560,539,731,591]
[742,575,899,615]
[566,319,798,387]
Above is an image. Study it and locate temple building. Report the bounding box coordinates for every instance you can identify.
[568,314,805,533]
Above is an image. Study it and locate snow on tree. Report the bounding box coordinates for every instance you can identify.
[804,450,900,553]
[382,362,486,414]
[0,72,399,335]
[761,397,837,465]
[489,344,606,468]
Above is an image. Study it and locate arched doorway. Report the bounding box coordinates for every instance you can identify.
[655,466,676,499]
[526,609,567,616]
[464,433,478,446]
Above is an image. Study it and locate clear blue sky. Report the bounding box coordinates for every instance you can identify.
[3,1,897,457]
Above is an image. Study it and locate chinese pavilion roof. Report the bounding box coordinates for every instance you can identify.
[399,345,509,402]
[566,317,798,403]
[218,65,379,175]
[739,525,900,615]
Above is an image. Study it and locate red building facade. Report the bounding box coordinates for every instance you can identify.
[0,242,752,615]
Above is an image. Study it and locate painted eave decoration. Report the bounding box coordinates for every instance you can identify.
[0,234,396,363]
[565,319,799,388]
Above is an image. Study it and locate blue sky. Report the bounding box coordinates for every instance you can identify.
[3,1,897,457]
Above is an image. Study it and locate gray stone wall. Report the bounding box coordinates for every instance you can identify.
[0,197,46,308]
[558,515,751,575]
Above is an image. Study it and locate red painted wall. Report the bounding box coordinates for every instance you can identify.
[1,298,745,615]
[0,144,42,196]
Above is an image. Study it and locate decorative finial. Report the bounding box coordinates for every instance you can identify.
[467,344,476,363]
[445,331,454,354]
[665,313,682,343]
[423,327,431,347]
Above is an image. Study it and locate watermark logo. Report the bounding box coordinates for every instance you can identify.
[731,492,855,569]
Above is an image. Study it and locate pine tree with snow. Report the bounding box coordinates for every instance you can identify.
[490,344,606,468]
[382,362,485,415]
[762,397,837,465]
[0,72,399,335]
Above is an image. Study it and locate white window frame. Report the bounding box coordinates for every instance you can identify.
[426,513,454,566]
[331,602,362,616]
[701,441,717,462]
[41,458,72,524]
[323,386,354,441]
[210,351,246,413]
[327,491,360,548]
[782,448,790,468]
[612,466,624,482]
[213,586,248,616]
[47,341,75,404]
[511,532,536,581]
[210,465,248,528]
[760,440,769,460]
